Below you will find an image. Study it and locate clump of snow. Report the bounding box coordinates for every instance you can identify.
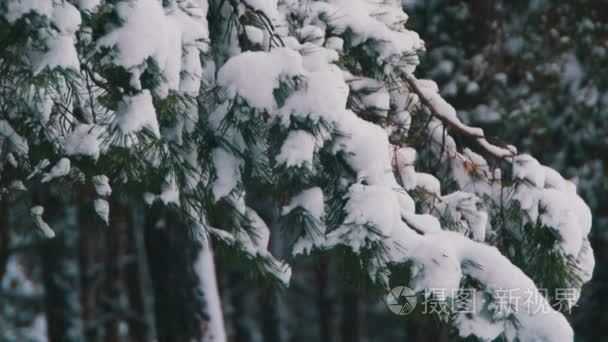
[276,130,317,168]
[325,37,344,52]
[244,25,265,45]
[92,175,112,197]
[349,77,390,116]
[244,0,280,20]
[211,148,243,201]
[217,48,304,110]
[282,187,325,219]
[2,0,53,23]
[114,91,160,138]
[94,199,109,225]
[41,158,71,183]
[512,154,592,258]
[159,175,180,205]
[30,1,81,73]
[303,0,424,67]
[97,0,167,75]
[391,147,417,190]
[415,172,441,196]
[75,0,101,12]
[64,124,104,160]
[278,67,348,126]
[436,191,488,241]
[325,184,401,252]
[285,188,326,256]
[513,154,545,187]
[333,111,393,185]
[30,206,55,238]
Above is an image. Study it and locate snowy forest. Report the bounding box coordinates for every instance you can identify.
[0,0,605,341]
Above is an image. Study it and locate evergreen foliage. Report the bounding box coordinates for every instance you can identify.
[0,0,600,341]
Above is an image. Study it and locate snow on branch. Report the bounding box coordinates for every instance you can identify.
[399,71,517,161]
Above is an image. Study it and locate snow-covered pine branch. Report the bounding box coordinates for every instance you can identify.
[0,0,594,341]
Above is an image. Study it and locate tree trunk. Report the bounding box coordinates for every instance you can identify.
[318,256,333,342]
[41,202,84,342]
[125,204,156,341]
[103,199,131,342]
[262,218,287,342]
[146,207,212,341]
[0,202,11,281]
[341,288,359,342]
[198,237,227,342]
[78,183,104,341]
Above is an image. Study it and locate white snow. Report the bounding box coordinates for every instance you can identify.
[0,1,594,340]
[41,158,71,183]
[278,67,348,126]
[94,199,110,225]
[28,1,81,73]
[211,148,243,201]
[114,91,160,138]
[160,175,180,205]
[217,48,304,111]
[196,238,227,342]
[30,206,55,238]
[244,0,280,20]
[2,0,53,23]
[511,154,591,257]
[415,172,441,196]
[329,183,401,248]
[333,111,393,185]
[245,25,265,45]
[64,124,104,160]
[76,0,101,12]
[92,175,112,197]
[282,187,325,220]
[97,0,167,73]
[276,130,316,168]
[391,147,417,190]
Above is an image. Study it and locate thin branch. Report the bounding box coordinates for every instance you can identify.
[400,71,516,162]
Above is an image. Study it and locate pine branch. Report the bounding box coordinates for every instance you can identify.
[399,71,517,162]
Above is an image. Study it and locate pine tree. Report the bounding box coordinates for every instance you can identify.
[405,1,606,340]
[0,0,597,341]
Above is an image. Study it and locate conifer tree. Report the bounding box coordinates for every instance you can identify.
[0,0,597,341]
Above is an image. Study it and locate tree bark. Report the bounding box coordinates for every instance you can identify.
[318,256,333,342]
[78,184,104,341]
[103,199,131,342]
[41,201,84,342]
[262,217,287,342]
[146,207,213,341]
[341,288,359,342]
[0,202,11,281]
[125,204,157,341]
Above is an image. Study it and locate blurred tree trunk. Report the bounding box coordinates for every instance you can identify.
[0,202,10,281]
[341,288,359,342]
[318,256,333,342]
[103,199,131,342]
[41,199,84,341]
[231,272,250,342]
[262,218,287,342]
[78,184,103,341]
[262,291,287,342]
[146,206,207,341]
[125,205,157,341]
